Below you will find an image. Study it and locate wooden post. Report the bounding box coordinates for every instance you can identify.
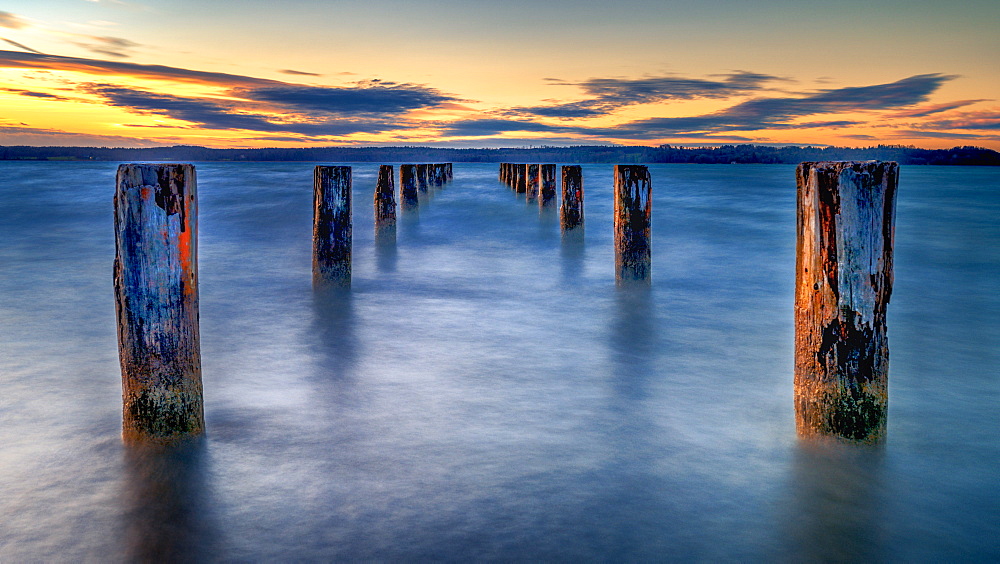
[539,164,556,207]
[514,164,527,194]
[525,164,539,202]
[416,164,429,193]
[313,165,352,287]
[795,160,898,443]
[614,165,651,285]
[374,164,396,228]
[399,164,419,209]
[560,165,584,230]
[114,163,204,443]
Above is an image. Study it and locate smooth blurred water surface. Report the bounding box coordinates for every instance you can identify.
[1,162,997,561]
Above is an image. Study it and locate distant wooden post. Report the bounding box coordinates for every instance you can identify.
[795,161,898,443]
[416,164,429,192]
[445,163,453,181]
[560,165,584,230]
[374,164,396,228]
[614,165,651,285]
[399,164,419,209]
[539,164,556,207]
[499,163,505,183]
[313,165,352,287]
[525,164,539,202]
[114,163,204,443]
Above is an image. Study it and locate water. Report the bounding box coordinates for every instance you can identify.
[1,162,997,561]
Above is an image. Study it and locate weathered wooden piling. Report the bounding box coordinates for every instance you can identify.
[514,163,527,193]
[374,164,396,228]
[399,164,419,209]
[614,165,652,285]
[416,164,429,192]
[445,163,453,181]
[794,160,898,443]
[560,165,584,230]
[114,163,204,443]
[539,164,557,207]
[525,164,539,202]
[313,165,352,287]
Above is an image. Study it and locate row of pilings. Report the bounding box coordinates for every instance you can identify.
[115,160,896,447]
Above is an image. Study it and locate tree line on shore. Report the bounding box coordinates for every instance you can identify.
[1,144,998,165]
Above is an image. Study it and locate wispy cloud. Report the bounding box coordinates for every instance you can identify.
[1,37,44,54]
[280,69,321,77]
[0,11,28,30]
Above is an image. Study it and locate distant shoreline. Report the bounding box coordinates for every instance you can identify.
[1,144,998,166]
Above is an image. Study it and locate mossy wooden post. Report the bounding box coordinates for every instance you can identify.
[525,164,539,203]
[399,164,419,209]
[416,164,429,193]
[795,160,898,443]
[313,165,352,287]
[560,165,584,230]
[374,164,396,229]
[114,163,204,444]
[539,164,557,207]
[614,165,651,285]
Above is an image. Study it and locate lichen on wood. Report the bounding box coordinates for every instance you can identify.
[614,165,651,285]
[560,165,584,230]
[313,165,352,287]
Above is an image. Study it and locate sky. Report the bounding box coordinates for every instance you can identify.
[0,0,997,149]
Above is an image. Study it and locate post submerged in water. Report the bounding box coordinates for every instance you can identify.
[374,164,396,229]
[114,163,205,444]
[399,164,419,209]
[560,165,584,230]
[539,163,556,207]
[416,164,429,193]
[525,164,539,202]
[313,165,352,287]
[515,164,527,194]
[795,160,898,443]
[614,165,651,286]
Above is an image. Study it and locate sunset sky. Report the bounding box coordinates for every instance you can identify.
[0,0,998,149]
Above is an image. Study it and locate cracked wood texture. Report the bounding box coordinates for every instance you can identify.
[560,165,584,229]
[313,165,352,288]
[399,164,419,209]
[114,163,204,444]
[795,160,898,443]
[525,164,540,203]
[514,164,527,194]
[374,164,396,227]
[614,165,651,286]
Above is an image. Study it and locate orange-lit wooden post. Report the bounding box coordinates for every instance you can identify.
[374,164,396,230]
[560,165,584,230]
[614,165,651,285]
[114,163,204,443]
[514,163,527,194]
[313,165,352,287]
[795,161,898,443]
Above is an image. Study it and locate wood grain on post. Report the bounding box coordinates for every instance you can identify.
[399,164,419,209]
[114,163,204,443]
[313,165,352,287]
[514,164,527,194]
[560,165,584,230]
[446,163,453,181]
[416,164,429,193]
[614,165,651,285]
[795,160,898,443]
[539,164,556,207]
[525,164,539,203]
[374,164,396,228]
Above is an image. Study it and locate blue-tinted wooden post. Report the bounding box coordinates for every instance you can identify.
[313,165,352,287]
[560,165,584,230]
[416,164,429,193]
[614,165,651,285]
[795,160,898,443]
[525,164,539,202]
[539,163,556,207]
[515,164,527,194]
[399,164,419,209]
[114,163,204,443]
[374,164,396,231]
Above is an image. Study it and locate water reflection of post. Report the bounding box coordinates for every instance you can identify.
[610,286,656,396]
[122,440,218,561]
[311,287,359,381]
[780,440,885,562]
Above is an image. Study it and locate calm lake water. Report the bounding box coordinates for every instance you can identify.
[1,162,997,562]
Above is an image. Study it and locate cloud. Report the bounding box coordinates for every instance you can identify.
[912,109,1000,131]
[512,70,786,118]
[890,99,989,118]
[75,35,139,58]
[233,80,460,116]
[1,37,44,54]
[84,84,406,136]
[0,11,28,30]
[280,69,321,77]
[0,87,74,101]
